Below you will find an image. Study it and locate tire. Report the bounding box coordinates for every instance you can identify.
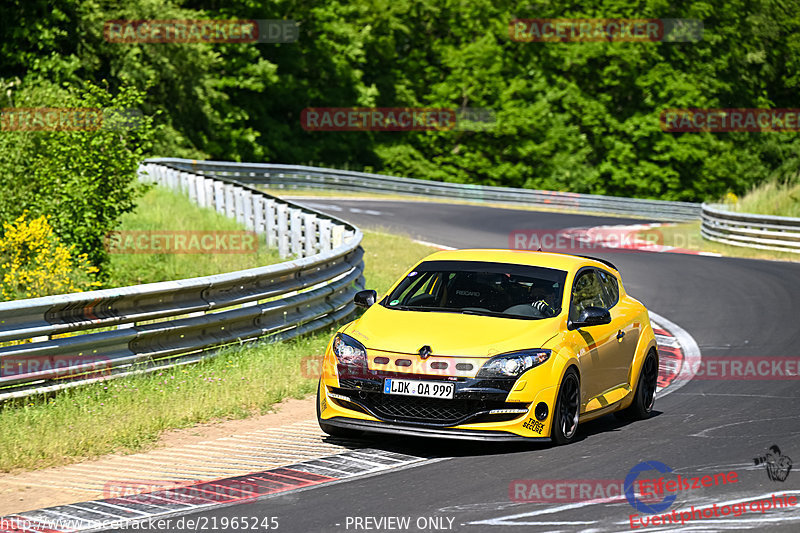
[616,350,658,421]
[316,381,363,439]
[551,368,580,445]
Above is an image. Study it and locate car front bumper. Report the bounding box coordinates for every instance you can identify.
[321,415,551,442]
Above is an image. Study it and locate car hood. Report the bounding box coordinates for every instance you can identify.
[344,304,560,357]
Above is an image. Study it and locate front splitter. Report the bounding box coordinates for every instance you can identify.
[323,416,551,442]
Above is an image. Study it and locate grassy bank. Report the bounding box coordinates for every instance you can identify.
[0,230,435,472]
[731,179,800,218]
[106,186,283,287]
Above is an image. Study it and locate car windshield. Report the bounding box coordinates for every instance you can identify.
[381,260,567,319]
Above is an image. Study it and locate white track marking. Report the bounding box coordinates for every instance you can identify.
[411,239,457,250]
[690,415,800,438]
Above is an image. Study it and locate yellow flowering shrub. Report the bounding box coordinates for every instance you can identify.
[0,213,100,301]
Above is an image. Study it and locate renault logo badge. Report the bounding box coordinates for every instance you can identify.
[418,345,433,359]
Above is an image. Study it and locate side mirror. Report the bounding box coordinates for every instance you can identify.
[354,289,378,309]
[570,306,611,329]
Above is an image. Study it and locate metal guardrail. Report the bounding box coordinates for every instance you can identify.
[0,163,364,400]
[701,203,800,253]
[148,158,702,222]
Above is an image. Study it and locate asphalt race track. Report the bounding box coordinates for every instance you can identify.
[106,199,800,533]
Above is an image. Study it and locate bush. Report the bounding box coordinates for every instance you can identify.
[0,80,156,277]
[0,212,100,301]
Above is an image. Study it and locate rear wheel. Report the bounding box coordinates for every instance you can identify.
[616,350,658,421]
[317,381,362,439]
[551,368,580,445]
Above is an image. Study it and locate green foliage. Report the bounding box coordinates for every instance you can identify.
[2,0,800,211]
[0,80,156,274]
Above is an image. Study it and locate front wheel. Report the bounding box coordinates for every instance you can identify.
[617,350,658,421]
[551,368,580,445]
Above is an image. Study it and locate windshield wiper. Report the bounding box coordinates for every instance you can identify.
[461,309,540,320]
[390,305,460,314]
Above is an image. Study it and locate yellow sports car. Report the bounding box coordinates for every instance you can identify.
[317,249,658,444]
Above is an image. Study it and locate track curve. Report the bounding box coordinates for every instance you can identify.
[96,199,800,532]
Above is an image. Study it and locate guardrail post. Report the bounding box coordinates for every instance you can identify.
[234,187,246,226]
[213,181,225,215]
[304,213,317,255]
[224,184,236,219]
[242,190,254,231]
[155,164,165,186]
[265,199,277,248]
[253,196,265,236]
[319,219,332,252]
[277,203,289,257]
[332,224,344,248]
[202,178,214,209]
[167,168,178,190]
[290,209,303,257]
[186,173,198,203]
[180,171,190,194]
[196,177,208,208]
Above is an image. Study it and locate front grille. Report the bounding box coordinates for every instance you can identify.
[357,392,518,426]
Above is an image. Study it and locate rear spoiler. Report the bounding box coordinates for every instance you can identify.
[577,255,619,272]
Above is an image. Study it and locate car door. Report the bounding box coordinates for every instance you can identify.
[566,269,620,409]
[597,269,640,391]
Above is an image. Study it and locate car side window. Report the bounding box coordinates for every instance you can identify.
[569,270,605,322]
[596,269,619,309]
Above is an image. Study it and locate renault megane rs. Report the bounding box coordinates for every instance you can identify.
[317,249,658,444]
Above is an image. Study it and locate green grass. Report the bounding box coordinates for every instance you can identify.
[730,178,800,218]
[106,186,283,287]
[0,229,435,472]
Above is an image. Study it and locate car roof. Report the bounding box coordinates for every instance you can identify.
[419,249,619,275]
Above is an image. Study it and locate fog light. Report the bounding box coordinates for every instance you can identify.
[535,402,548,421]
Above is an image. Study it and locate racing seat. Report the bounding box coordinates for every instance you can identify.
[445,275,493,309]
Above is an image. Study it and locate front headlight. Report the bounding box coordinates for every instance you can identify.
[332,333,367,366]
[476,349,551,379]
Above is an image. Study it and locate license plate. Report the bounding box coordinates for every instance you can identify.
[383,378,455,399]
